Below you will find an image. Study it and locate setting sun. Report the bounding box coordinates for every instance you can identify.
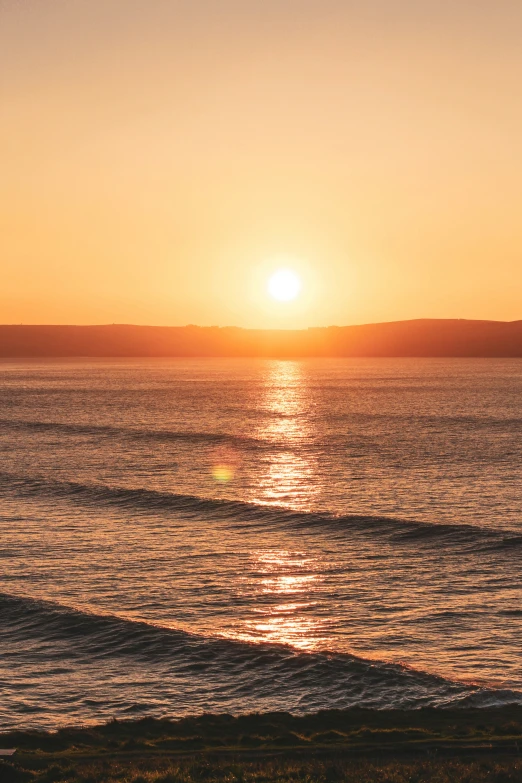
[268,269,302,302]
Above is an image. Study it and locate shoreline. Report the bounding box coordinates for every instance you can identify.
[3,707,522,782]
[4,706,522,756]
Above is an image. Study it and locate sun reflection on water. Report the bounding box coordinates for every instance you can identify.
[219,364,328,650]
[228,549,330,651]
[252,361,319,510]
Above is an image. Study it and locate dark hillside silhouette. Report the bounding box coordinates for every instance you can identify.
[1,319,522,357]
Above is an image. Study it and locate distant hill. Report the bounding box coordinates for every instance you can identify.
[1,320,522,357]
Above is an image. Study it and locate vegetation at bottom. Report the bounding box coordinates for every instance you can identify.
[2,708,522,783]
[3,754,522,783]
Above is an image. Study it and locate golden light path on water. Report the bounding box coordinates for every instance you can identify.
[254,360,319,508]
[225,362,328,651]
[245,550,327,651]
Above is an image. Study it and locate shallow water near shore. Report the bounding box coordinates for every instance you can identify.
[1,358,521,729]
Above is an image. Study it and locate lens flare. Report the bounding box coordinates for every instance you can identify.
[210,446,240,484]
[212,465,234,483]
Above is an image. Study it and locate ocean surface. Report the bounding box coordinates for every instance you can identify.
[1,357,521,730]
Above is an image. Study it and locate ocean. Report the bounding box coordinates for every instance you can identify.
[1,357,521,730]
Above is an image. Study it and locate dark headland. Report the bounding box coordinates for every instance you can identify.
[1,319,522,357]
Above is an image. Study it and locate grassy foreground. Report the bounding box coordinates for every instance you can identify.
[2,707,522,783]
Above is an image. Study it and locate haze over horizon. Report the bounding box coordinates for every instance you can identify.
[2,0,522,328]
[3,316,522,330]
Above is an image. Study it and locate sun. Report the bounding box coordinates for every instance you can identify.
[268,268,302,302]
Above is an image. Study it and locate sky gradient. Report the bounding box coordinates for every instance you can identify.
[1,0,521,327]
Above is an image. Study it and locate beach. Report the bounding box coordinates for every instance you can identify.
[3,708,522,783]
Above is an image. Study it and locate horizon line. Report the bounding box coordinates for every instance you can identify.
[2,317,522,330]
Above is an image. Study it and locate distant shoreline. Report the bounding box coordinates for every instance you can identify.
[1,319,522,357]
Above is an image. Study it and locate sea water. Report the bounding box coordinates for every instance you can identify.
[1,358,521,729]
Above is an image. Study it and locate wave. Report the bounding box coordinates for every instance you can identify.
[0,418,265,451]
[330,413,522,430]
[2,591,519,715]
[1,471,520,552]
[2,413,521,446]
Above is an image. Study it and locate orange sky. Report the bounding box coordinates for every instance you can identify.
[1,0,521,328]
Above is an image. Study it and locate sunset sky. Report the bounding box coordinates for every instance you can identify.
[1,0,521,328]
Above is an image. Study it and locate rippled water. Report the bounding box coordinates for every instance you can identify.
[1,358,521,729]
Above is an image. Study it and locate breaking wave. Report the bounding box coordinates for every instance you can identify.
[2,591,520,729]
